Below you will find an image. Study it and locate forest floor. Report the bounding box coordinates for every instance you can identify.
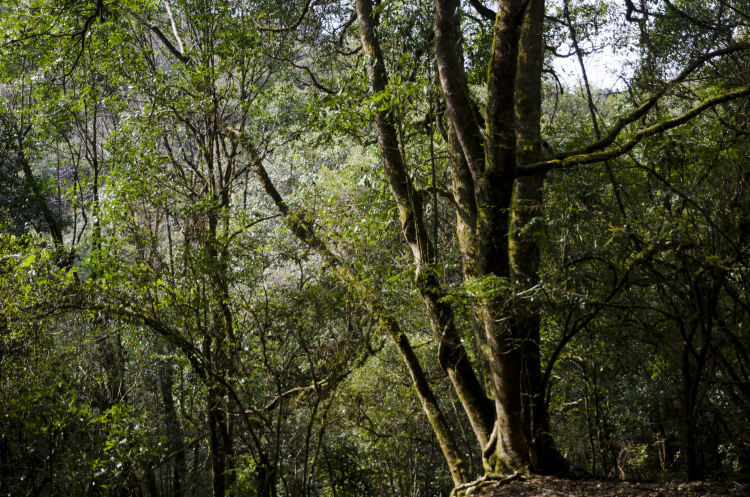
[472,475,750,496]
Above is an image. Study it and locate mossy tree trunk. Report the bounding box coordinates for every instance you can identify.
[353,0,558,476]
[511,0,567,473]
[433,0,543,474]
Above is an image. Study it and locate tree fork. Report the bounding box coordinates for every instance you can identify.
[435,0,536,474]
[356,0,495,447]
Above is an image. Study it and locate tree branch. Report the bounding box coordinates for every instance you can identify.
[536,41,750,165]
[435,0,486,174]
[290,60,338,94]
[162,0,184,53]
[249,0,312,33]
[419,185,458,205]
[123,6,190,64]
[520,86,750,175]
[468,0,497,22]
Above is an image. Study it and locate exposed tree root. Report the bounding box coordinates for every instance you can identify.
[450,472,524,497]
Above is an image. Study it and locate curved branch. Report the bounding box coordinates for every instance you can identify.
[419,186,459,205]
[520,85,750,175]
[468,0,497,22]
[290,60,338,94]
[123,6,190,63]
[537,41,750,164]
[250,0,312,33]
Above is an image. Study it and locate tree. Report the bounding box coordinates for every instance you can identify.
[2,0,749,493]
[340,0,750,479]
[199,0,749,482]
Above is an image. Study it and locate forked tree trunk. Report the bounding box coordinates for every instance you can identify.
[435,0,536,474]
[355,0,556,476]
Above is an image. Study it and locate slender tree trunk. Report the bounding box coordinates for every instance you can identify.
[254,451,277,497]
[207,380,231,497]
[681,349,701,481]
[0,434,8,496]
[355,0,495,450]
[18,149,64,249]
[159,360,186,497]
[224,124,470,485]
[202,140,237,496]
[679,321,709,482]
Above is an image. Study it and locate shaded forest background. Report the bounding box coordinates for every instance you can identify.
[1,0,749,496]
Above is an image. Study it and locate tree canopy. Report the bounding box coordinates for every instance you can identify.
[1,0,749,495]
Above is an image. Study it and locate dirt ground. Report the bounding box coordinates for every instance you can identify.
[471,475,750,496]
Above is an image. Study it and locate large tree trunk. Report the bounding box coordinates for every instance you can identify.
[512,0,567,473]
[434,0,552,474]
[480,315,531,474]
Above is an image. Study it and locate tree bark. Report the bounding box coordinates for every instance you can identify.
[207,381,230,497]
[681,346,701,481]
[355,0,495,449]
[435,0,534,474]
[512,0,567,473]
[159,359,186,497]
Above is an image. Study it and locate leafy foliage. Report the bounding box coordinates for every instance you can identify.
[1,0,749,495]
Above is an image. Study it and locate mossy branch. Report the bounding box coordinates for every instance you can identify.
[519,86,750,175]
